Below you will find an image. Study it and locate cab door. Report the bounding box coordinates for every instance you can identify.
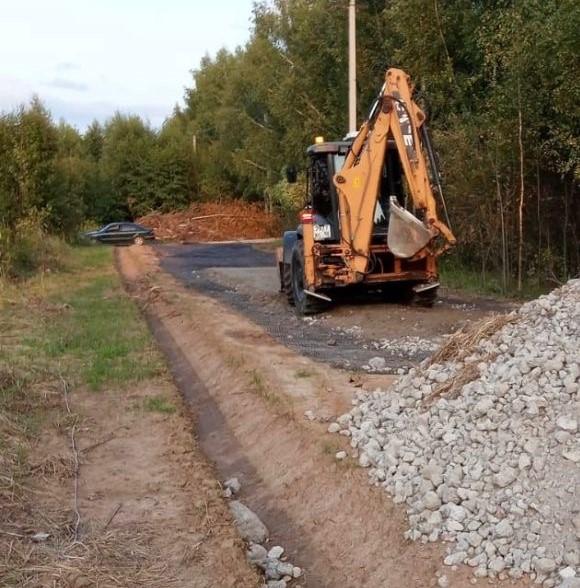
[309,154,340,243]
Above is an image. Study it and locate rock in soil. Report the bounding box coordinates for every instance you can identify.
[229,500,269,544]
[224,477,241,494]
[247,543,268,566]
[268,545,284,559]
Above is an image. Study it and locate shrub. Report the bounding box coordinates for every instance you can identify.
[0,216,70,280]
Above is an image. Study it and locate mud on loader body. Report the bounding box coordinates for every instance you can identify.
[278,68,456,315]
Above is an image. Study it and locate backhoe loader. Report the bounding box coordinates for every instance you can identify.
[277,68,456,315]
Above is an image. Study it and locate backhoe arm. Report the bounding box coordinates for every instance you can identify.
[333,68,456,278]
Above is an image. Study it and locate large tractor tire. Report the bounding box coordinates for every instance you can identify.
[290,241,328,315]
[283,262,294,305]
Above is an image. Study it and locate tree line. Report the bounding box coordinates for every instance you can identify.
[185,0,579,289]
[1,0,578,288]
[0,99,195,235]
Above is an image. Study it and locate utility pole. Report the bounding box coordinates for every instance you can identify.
[348,0,357,134]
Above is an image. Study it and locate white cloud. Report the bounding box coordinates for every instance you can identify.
[45,78,89,92]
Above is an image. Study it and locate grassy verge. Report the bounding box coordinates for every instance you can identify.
[1,245,162,391]
[0,245,164,585]
[439,258,549,300]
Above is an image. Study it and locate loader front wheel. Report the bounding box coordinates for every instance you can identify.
[415,286,438,308]
[291,241,327,315]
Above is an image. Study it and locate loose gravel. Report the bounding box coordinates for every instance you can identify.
[331,280,580,586]
[224,478,303,587]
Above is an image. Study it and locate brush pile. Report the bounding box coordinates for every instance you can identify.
[331,280,580,586]
[137,201,281,242]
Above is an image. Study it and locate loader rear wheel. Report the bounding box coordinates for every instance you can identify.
[291,241,327,315]
[283,263,294,305]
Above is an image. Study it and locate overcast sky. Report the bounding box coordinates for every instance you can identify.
[0,0,254,130]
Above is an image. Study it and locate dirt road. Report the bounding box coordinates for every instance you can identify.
[156,241,515,373]
[118,243,522,588]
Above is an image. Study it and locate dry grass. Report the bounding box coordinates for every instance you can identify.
[429,312,516,366]
[2,247,262,588]
[0,371,177,587]
[1,525,176,587]
[422,313,517,407]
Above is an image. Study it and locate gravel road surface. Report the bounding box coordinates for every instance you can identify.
[155,242,515,373]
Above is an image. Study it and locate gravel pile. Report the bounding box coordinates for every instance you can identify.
[331,280,580,586]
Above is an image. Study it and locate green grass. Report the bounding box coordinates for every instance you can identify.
[248,368,284,408]
[2,245,163,393]
[143,395,176,414]
[439,259,549,300]
[294,368,313,379]
[38,274,161,389]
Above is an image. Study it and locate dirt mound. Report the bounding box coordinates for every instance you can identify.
[138,201,282,242]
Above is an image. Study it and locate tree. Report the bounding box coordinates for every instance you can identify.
[100,114,157,218]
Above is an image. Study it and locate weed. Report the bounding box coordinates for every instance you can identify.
[224,354,244,369]
[294,368,312,378]
[321,439,342,456]
[0,219,71,280]
[248,368,284,408]
[144,395,176,414]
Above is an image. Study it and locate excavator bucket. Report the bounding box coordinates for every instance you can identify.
[387,197,435,259]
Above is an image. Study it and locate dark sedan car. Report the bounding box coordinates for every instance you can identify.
[84,222,154,245]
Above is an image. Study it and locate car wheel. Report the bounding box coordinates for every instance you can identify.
[134,235,145,246]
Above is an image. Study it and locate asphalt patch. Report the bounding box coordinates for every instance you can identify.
[155,243,425,373]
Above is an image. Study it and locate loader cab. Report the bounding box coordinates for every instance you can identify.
[304,139,406,243]
[304,140,351,243]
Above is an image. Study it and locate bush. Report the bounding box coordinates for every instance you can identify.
[0,217,70,280]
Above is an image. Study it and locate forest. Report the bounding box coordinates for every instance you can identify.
[0,0,578,290]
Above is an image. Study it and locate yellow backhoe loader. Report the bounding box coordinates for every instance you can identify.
[277,68,456,314]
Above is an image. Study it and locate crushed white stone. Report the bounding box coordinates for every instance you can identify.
[332,280,580,585]
[370,336,439,357]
